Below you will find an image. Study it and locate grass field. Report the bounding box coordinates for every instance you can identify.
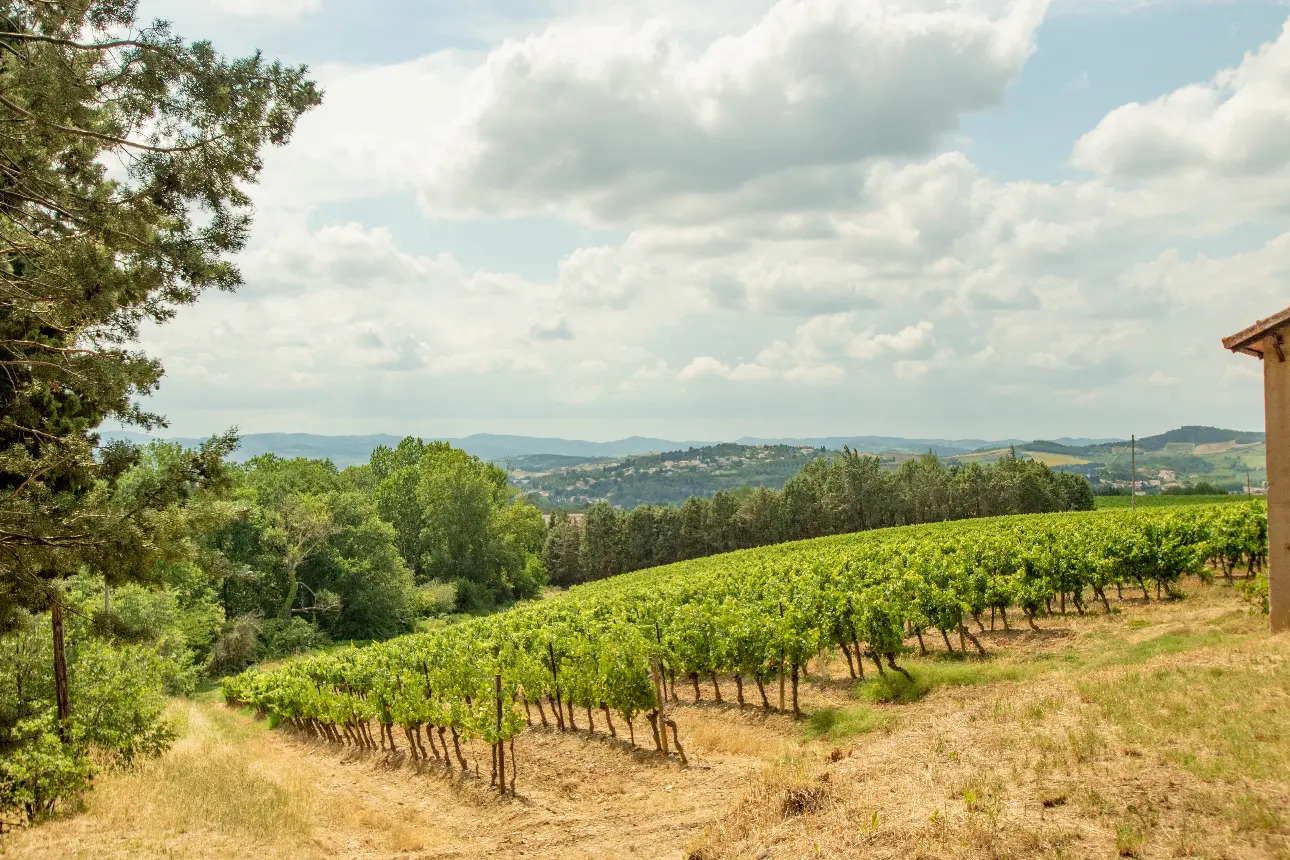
[5,577,1286,860]
[1095,494,1260,509]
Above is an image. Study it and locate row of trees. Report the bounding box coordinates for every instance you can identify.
[544,450,1095,586]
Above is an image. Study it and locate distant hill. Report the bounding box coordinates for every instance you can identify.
[976,426,1266,494]
[96,427,1252,491]
[513,443,833,509]
[737,435,1019,457]
[99,430,707,468]
[1023,426,1264,458]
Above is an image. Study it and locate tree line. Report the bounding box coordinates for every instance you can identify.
[1,435,549,818]
[543,450,1095,586]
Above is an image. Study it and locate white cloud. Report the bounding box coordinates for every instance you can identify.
[211,0,319,20]
[135,1,1288,439]
[678,357,778,382]
[1073,20,1290,179]
[423,0,1047,221]
[847,321,935,361]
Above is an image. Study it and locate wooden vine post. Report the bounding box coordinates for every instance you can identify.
[494,673,506,796]
[778,600,786,711]
[651,658,669,758]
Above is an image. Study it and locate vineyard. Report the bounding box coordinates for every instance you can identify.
[1094,494,1256,509]
[223,503,1268,796]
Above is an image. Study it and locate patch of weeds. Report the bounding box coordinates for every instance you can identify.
[781,784,831,817]
[1115,822,1145,857]
[1126,619,1152,629]
[857,671,930,704]
[1022,696,1063,723]
[922,661,1027,686]
[855,660,1026,704]
[1063,720,1105,764]
[1203,609,1247,627]
[756,756,835,820]
[804,705,896,743]
[1079,785,1113,816]
[1222,787,1285,835]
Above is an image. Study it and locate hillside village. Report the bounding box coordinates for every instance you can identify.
[513,443,833,508]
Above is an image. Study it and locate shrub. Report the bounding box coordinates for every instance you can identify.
[453,577,497,613]
[257,618,330,661]
[1238,573,1270,615]
[0,716,95,822]
[206,614,263,675]
[416,580,458,616]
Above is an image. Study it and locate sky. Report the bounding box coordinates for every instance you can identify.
[127,0,1290,442]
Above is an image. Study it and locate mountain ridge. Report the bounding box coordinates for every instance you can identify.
[98,427,1253,469]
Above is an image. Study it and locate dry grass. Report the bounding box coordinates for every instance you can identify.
[691,581,1290,860]
[4,579,1288,860]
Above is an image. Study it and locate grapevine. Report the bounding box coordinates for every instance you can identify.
[224,502,1267,795]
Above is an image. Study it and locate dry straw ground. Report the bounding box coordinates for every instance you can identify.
[4,578,1288,860]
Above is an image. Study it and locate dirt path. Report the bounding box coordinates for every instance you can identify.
[282,706,775,860]
[3,694,783,860]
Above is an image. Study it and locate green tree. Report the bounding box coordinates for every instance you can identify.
[677,496,710,560]
[582,502,625,581]
[0,0,319,744]
[300,491,414,641]
[1055,472,1096,511]
[738,486,785,547]
[370,438,546,609]
[542,511,585,587]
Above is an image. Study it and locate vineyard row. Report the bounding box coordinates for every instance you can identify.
[223,502,1267,795]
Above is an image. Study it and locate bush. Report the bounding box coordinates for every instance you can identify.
[0,716,95,821]
[206,614,263,675]
[416,580,457,616]
[1239,573,1270,615]
[0,627,177,823]
[257,618,330,661]
[453,577,496,613]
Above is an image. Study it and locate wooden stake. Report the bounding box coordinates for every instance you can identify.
[495,674,505,795]
[651,659,670,758]
[1131,434,1137,514]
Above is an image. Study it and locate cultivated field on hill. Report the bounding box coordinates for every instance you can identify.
[4,502,1282,860]
[4,578,1285,860]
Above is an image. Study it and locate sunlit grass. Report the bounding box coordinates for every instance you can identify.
[855,659,1029,704]
[804,705,896,743]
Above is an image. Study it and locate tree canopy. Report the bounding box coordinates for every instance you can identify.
[0,0,320,819]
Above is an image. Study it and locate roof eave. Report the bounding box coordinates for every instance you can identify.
[1223,306,1290,358]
